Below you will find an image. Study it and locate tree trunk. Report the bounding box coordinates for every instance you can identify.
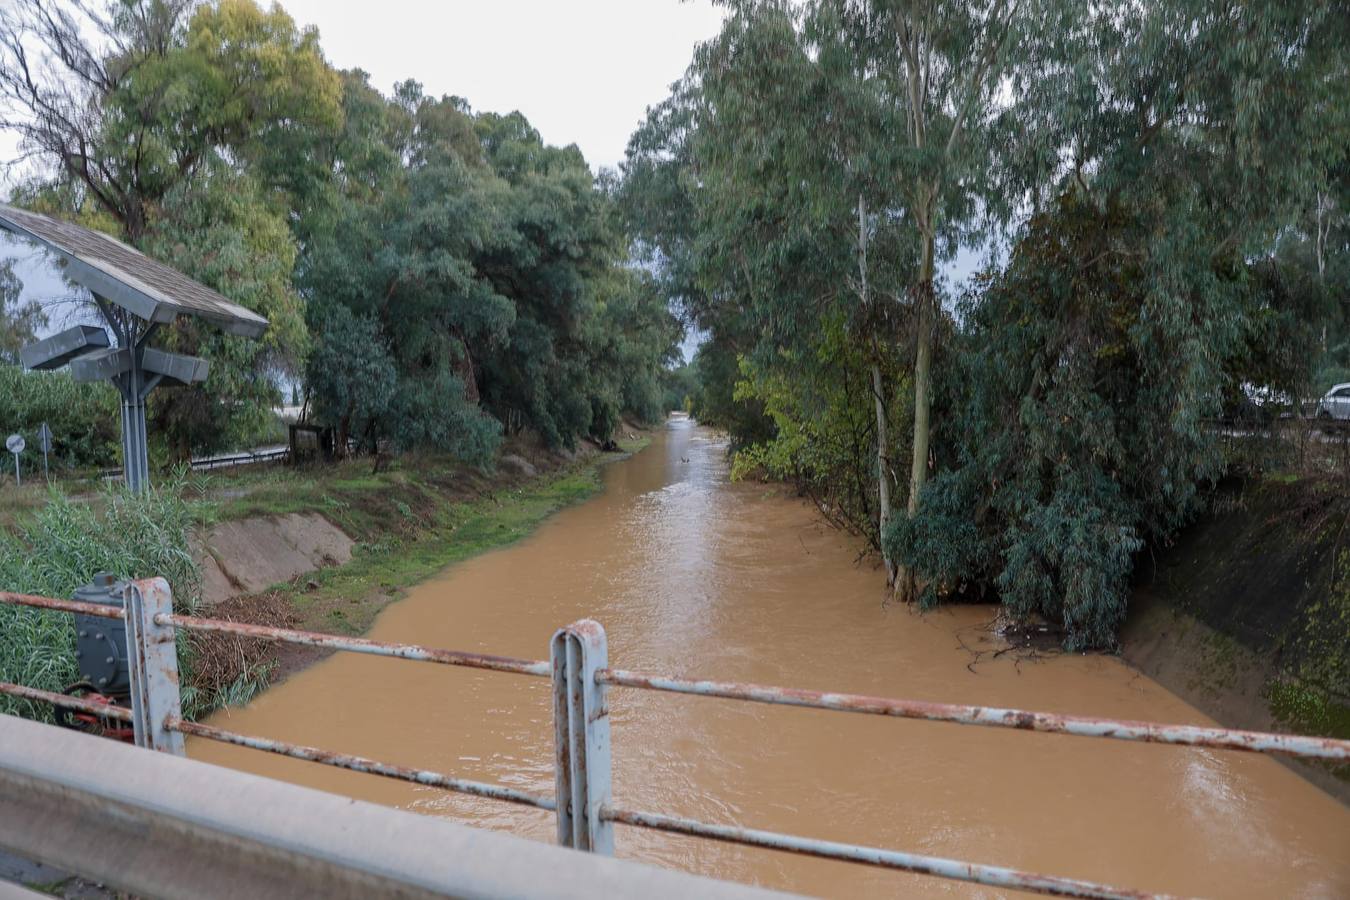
[871,361,895,581]
[897,230,935,602]
[857,195,896,581]
[336,403,353,460]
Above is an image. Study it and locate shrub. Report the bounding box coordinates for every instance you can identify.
[0,366,120,470]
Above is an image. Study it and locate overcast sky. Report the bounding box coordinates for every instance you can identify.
[281,0,726,173]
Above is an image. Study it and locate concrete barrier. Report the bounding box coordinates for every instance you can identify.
[0,716,789,900]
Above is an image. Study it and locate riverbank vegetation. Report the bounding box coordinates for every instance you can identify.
[1,0,1347,659]
[0,476,230,720]
[622,0,1350,648]
[0,0,680,468]
[0,431,647,719]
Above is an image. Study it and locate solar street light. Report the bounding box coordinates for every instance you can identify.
[1,204,270,491]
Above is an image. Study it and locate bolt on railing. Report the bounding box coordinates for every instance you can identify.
[3,582,1349,899]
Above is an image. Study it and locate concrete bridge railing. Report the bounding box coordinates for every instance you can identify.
[0,714,784,900]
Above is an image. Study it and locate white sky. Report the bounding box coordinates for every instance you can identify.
[280,0,726,173]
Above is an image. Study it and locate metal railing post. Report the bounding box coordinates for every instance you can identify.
[551,620,613,854]
[125,577,184,755]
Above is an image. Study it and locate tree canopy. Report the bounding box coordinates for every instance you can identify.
[0,0,679,464]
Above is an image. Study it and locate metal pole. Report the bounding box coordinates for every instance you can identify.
[551,620,613,854]
[126,350,144,492]
[125,577,184,755]
[11,453,17,488]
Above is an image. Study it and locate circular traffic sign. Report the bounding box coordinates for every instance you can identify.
[5,434,24,454]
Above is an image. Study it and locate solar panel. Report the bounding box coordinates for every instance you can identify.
[0,203,269,339]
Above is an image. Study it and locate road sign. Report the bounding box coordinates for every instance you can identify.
[6,433,22,487]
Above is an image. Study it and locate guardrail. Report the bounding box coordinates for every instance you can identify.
[188,446,289,471]
[3,580,1348,899]
[96,447,291,481]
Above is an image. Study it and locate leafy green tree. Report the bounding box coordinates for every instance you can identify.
[0,0,338,457]
[144,164,307,457]
[299,75,677,460]
[0,0,340,242]
[305,302,396,454]
[297,80,510,464]
[473,111,675,446]
[888,0,1350,647]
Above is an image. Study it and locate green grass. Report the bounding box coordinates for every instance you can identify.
[0,431,652,706]
[0,474,260,722]
[281,468,602,634]
[231,435,649,641]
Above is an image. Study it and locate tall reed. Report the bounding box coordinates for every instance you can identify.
[0,473,266,720]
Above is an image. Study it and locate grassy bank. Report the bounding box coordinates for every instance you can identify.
[0,426,652,706]
[205,431,651,679]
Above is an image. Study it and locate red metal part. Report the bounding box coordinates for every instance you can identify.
[62,686,136,742]
[597,668,1350,761]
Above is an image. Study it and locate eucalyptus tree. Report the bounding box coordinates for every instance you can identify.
[887,0,1350,647]
[814,0,1070,598]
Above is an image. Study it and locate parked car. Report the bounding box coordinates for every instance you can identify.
[1316,383,1350,420]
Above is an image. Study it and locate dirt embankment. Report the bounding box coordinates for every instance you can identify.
[196,514,355,605]
[192,423,654,683]
[1122,476,1350,802]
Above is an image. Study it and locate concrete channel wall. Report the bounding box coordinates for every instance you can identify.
[0,716,791,900]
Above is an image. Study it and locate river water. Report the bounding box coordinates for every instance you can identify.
[192,416,1350,897]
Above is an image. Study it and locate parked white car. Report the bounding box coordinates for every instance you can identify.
[1317,383,1350,420]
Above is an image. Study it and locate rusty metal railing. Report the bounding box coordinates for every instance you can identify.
[167,717,557,811]
[3,586,1348,899]
[596,668,1349,759]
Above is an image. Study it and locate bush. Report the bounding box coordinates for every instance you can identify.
[0,476,263,721]
[730,319,908,550]
[0,366,120,470]
[886,194,1229,649]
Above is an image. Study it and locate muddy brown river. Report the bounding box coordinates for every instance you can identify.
[192,416,1350,897]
